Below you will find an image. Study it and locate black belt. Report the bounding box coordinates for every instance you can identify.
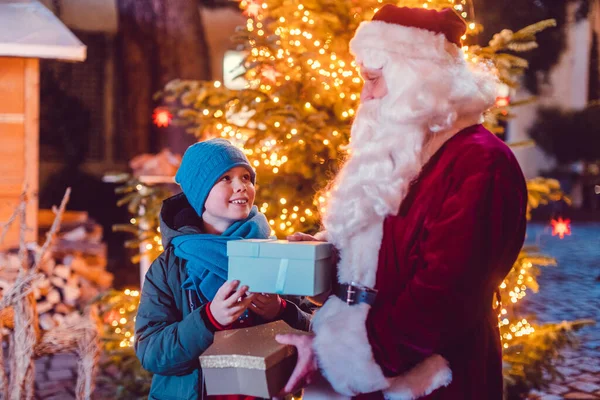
[335,282,378,306]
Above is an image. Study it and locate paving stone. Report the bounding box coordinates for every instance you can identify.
[539,395,565,400]
[564,357,583,366]
[46,368,74,381]
[563,392,599,399]
[49,354,77,369]
[34,358,48,370]
[529,389,544,397]
[557,366,582,377]
[579,374,600,383]
[36,381,70,391]
[579,363,600,374]
[35,370,47,381]
[582,340,600,350]
[548,383,570,394]
[44,393,76,400]
[570,381,600,393]
[521,223,600,399]
[36,386,65,398]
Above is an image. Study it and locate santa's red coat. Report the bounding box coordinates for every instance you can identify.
[356,125,527,399]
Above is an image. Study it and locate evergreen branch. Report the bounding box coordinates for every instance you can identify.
[512,19,557,41]
[508,140,536,149]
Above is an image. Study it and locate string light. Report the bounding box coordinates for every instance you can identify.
[135,2,549,360]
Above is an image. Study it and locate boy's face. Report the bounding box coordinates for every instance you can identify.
[202,166,256,230]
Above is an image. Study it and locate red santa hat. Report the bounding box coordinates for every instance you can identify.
[350,5,467,64]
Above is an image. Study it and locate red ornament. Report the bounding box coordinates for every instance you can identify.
[153,108,172,128]
[551,217,571,239]
[103,309,121,324]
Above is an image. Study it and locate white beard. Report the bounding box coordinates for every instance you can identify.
[311,101,468,397]
[312,101,457,397]
[322,98,426,287]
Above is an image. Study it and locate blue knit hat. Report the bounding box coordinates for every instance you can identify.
[175,139,256,217]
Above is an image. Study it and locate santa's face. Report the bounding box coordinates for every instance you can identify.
[359,66,388,101]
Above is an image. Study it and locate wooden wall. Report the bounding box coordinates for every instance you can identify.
[0,57,39,250]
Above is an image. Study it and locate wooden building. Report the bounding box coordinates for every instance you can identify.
[0,0,86,250]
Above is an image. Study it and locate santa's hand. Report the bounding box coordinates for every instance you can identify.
[275,333,318,394]
[287,232,325,242]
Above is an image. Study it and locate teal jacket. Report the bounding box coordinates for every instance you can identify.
[134,194,312,400]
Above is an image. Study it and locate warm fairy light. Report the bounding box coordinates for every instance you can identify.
[495,96,510,108]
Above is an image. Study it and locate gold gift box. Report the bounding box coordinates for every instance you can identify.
[200,320,312,398]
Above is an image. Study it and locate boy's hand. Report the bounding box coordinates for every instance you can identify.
[210,280,255,326]
[250,293,283,321]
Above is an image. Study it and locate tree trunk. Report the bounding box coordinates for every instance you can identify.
[590,0,600,101]
[117,0,212,159]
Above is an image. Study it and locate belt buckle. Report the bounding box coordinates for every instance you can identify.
[345,283,357,305]
[344,281,378,306]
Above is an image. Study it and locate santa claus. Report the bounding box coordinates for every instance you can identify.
[276,4,528,400]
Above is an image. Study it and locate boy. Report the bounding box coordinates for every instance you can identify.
[135,139,311,400]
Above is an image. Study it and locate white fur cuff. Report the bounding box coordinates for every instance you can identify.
[312,297,389,396]
[312,297,452,399]
[384,355,452,400]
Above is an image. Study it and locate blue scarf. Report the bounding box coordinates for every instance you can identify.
[171,206,271,303]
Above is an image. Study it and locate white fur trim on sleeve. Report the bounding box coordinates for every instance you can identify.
[312,296,452,399]
[312,296,390,395]
[384,355,452,400]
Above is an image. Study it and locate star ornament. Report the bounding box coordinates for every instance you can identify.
[245,1,261,17]
[262,66,281,83]
[153,108,172,128]
[551,217,571,239]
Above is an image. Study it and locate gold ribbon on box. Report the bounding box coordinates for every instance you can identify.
[200,355,267,370]
[200,347,295,370]
[199,321,308,370]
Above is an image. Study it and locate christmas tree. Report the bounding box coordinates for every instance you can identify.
[106,0,592,397]
[156,0,556,239]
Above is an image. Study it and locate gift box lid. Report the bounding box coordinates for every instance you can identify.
[227,239,332,260]
[199,320,312,370]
